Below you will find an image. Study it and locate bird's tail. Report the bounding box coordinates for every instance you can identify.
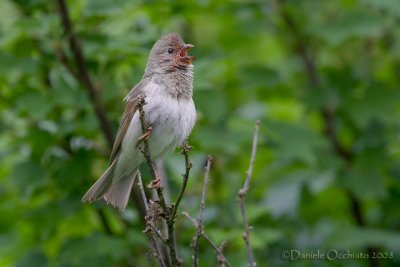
[82,161,116,203]
[82,161,137,211]
[103,170,137,211]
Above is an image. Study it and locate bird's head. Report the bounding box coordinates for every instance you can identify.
[146,32,195,74]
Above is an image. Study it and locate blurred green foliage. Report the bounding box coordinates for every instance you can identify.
[1,0,400,266]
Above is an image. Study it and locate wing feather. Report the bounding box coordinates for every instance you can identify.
[109,79,148,162]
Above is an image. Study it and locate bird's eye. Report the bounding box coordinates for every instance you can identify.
[167,48,174,54]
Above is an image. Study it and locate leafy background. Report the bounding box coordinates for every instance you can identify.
[0,0,400,266]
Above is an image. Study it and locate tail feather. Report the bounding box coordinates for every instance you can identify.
[82,160,117,202]
[104,170,137,211]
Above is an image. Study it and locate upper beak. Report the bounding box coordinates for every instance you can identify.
[183,44,194,50]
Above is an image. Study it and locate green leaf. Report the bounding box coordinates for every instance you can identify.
[57,234,129,267]
[10,161,47,200]
[16,92,53,120]
[264,172,303,218]
[329,226,400,252]
[345,86,400,129]
[362,0,400,18]
[265,120,328,165]
[312,11,385,45]
[14,249,48,267]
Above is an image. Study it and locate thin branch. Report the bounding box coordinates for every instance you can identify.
[154,160,172,264]
[166,142,193,266]
[193,155,213,267]
[147,221,168,245]
[137,172,167,267]
[171,142,193,222]
[137,97,187,266]
[198,155,213,227]
[182,212,232,267]
[56,0,114,148]
[238,120,260,267]
[136,97,169,216]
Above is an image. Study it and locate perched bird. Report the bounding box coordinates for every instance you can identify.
[82,33,196,211]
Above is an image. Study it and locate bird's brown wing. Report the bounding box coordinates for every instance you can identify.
[109,100,137,163]
[109,80,147,163]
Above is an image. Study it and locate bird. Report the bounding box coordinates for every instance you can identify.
[82,32,196,211]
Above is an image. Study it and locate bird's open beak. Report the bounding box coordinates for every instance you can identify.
[179,44,195,64]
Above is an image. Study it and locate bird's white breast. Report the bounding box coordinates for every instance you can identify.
[117,80,196,178]
[143,80,196,158]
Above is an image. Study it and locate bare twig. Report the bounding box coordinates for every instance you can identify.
[136,101,169,211]
[184,156,230,267]
[238,120,260,267]
[137,97,194,266]
[137,172,167,267]
[198,155,213,228]
[137,97,176,264]
[183,212,231,267]
[166,142,193,266]
[147,221,168,245]
[171,143,193,221]
[154,160,171,264]
[193,155,213,267]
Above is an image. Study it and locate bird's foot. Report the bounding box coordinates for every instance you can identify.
[136,126,153,146]
[147,177,161,189]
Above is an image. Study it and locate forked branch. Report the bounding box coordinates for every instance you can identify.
[137,172,167,267]
[183,155,231,267]
[183,212,231,267]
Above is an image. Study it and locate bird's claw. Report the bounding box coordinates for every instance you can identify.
[136,126,153,146]
[147,177,161,189]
